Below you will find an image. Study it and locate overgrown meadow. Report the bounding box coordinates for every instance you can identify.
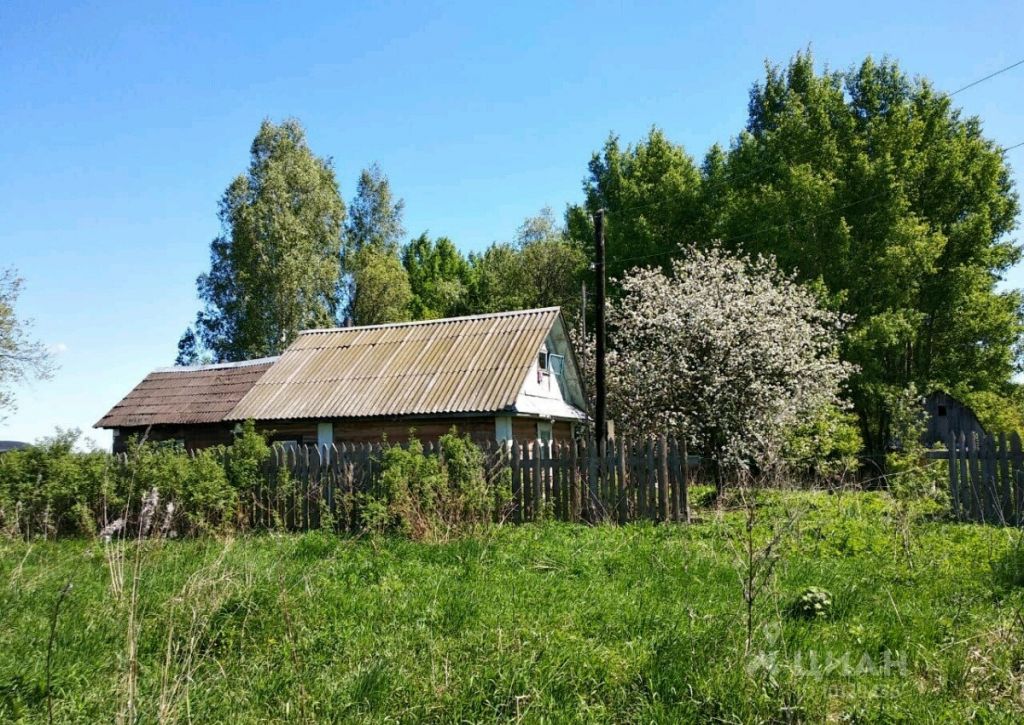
[3,490,1024,722]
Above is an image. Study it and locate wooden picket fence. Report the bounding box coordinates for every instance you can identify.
[504,436,696,525]
[932,431,1024,525]
[138,436,698,531]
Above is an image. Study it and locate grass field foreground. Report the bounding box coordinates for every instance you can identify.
[3,490,1024,722]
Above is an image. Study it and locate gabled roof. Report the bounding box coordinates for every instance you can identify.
[95,358,277,428]
[226,308,563,421]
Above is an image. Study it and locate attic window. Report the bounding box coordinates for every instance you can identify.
[538,351,548,371]
[937,405,947,417]
[548,354,565,376]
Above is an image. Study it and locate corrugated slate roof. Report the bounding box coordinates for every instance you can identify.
[227,308,561,421]
[95,358,277,428]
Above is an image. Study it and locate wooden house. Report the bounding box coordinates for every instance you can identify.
[96,308,588,452]
[922,390,986,446]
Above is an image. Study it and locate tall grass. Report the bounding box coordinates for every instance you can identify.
[2,490,1023,721]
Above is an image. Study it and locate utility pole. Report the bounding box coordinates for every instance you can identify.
[593,209,607,449]
[580,280,587,340]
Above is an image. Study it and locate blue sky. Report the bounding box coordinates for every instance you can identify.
[2,0,1022,448]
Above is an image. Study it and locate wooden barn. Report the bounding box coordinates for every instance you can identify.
[922,390,986,446]
[96,307,588,452]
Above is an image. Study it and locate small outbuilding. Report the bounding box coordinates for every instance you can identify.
[96,307,588,452]
[922,390,986,446]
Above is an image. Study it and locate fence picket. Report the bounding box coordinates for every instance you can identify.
[983,435,998,524]
[966,436,983,520]
[998,432,1012,524]
[681,438,690,523]
[646,440,656,520]
[658,436,670,522]
[1012,432,1023,525]
[669,437,681,523]
[616,436,628,524]
[946,430,960,520]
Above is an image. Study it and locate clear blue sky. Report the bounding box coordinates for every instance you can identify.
[2,0,1022,449]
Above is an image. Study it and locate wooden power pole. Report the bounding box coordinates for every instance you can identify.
[593,209,607,448]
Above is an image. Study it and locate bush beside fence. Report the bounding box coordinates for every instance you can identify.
[0,429,699,539]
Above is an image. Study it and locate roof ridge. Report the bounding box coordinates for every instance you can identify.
[151,356,279,373]
[297,307,561,335]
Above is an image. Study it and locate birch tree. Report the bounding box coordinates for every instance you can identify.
[180,119,346,362]
[0,269,54,419]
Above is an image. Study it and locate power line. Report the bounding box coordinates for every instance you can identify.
[1002,141,1024,153]
[950,58,1024,95]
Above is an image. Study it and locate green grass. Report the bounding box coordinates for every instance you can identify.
[3,490,1024,722]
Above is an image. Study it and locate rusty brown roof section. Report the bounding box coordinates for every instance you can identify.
[227,308,562,421]
[95,359,276,428]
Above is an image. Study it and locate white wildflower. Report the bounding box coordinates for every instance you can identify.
[99,518,125,543]
[139,488,160,537]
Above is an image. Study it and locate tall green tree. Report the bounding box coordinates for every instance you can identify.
[0,268,54,420]
[466,209,587,317]
[402,233,471,319]
[570,53,1021,453]
[708,52,1021,451]
[351,246,413,325]
[343,164,407,324]
[180,119,346,362]
[566,129,704,281]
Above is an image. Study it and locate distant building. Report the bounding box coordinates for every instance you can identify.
[922,390,986,445]
[96,308,588,452]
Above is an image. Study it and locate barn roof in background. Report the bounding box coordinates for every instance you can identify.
[95,357,277,428]
[226,308,563,421]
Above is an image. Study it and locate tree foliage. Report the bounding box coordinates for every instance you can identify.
[606,245,853,474]
[570,51,1022,451]
[351,246,413,325]
[344,164,407,324]
[566,129,703,282]
[712,52,1021,451]
[403,233,471,319]
[181,119,346,362]
[0,268,54,420]
[466,208,587,318]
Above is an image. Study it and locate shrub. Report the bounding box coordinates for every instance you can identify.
[0,429,111,537]
[361,429,499,540]
[0,421,273,539]
[362,437,446,537]
[183,448,235,534]
[780,404,863,485]
[225,420,271,493]
[882,386,948,506]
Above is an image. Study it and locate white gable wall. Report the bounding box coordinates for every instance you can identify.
[513,317,588,421]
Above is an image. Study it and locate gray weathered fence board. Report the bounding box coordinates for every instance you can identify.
[932,430,1024,525]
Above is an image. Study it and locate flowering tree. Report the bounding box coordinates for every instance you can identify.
[605,245,853,481]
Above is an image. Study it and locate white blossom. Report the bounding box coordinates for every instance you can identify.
[602,244,854,470]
